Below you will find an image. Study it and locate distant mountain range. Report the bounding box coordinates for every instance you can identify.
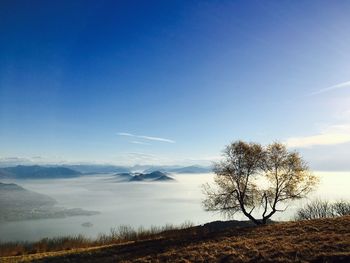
[65,164,212,174]
[0,165,81,179]
[63,165,130,174]
[0,164,212,180]
[113,171,175,182]
[143,165,212,174]
[0,182,99,222]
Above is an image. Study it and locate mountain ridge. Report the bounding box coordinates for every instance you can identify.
[0,165,81,179]
[115,171,175,182]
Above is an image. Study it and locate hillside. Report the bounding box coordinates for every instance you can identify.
[0,182,99,222]
[2,216,349,262]
[0,182,56,221]
[0,165,81,179]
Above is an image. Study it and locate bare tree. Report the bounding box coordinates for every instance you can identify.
[203,141,318,225]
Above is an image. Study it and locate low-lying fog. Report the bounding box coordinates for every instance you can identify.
[1,172,349,242]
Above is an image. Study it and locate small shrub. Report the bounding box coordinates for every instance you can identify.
[332,200,350,216]
[295,199,350,220]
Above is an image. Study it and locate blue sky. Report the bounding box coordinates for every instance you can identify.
[1,0,350,169]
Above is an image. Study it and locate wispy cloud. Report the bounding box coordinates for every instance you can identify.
[310,80,350,96]
[286,124,350,148]
[117,132,175,143]
[131,141,150,145]
[137,135,175,143]
[117,132,134,137]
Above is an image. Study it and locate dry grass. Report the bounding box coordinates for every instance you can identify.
[0,244,116,263]
[0,222,193,259]
[1,216,350,262]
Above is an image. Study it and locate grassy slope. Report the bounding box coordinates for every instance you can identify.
[2,216,350,263]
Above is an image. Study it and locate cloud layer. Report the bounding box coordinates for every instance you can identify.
[286,124,350,148]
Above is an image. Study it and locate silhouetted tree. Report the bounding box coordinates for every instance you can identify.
[203,141,318,225]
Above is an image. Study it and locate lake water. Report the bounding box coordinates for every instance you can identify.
[0,172,349,242]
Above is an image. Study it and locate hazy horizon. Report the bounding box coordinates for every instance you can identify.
[0,171,349,242]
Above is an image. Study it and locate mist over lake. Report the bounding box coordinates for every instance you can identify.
[0,172,349,242]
